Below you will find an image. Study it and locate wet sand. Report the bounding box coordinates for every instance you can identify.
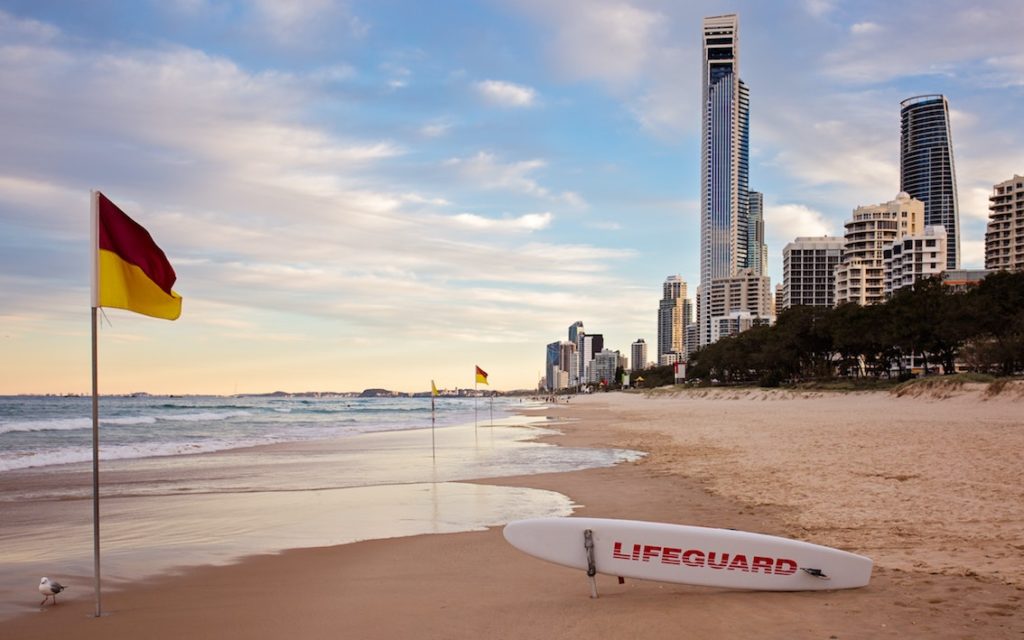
[4,385,1023,638]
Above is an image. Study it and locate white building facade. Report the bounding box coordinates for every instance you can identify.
[883,225,948,296]
[985,174,1024,272]
[835,192,924,306]
[782,236,844,309]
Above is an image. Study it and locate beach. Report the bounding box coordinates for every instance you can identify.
[4,384,1023,638]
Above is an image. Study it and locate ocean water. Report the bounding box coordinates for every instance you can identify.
[0,395,642,618]
[0,394,516,472]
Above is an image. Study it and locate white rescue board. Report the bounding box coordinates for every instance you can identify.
[503,517,871,591]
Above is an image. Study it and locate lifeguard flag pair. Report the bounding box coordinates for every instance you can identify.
[92,191,182,320]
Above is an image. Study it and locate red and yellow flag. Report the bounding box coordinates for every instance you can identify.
[475,366,488,385]
[94,192,182,320]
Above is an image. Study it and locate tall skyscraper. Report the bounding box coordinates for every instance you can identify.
[657,275,690,360]
[900,95,961,270]
[699,14,763,347]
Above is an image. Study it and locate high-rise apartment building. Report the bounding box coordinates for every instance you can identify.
[708,266,770,337]
[630,339,648,372]
[567,321,584,387]
[782,236,844,309]
[900,95,960,270]
[592,349,621,387]
[883,225,948,296]
[985,174,1024,272]
[657,275,691,360]
[582,333,604,384]
[698,14,765,347]
[544,341,575,391]
[834,192,924,306]
[747,190,767,276]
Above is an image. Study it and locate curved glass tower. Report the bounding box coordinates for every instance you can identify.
[900,95,960,270]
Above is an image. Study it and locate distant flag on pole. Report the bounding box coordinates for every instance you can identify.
[93,191,182,320]
[431,380,439,397]
[475,366,489,385]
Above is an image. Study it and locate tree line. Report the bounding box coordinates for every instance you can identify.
[687,271,1024,386]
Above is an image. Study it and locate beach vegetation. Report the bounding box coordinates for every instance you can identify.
[688,271,1024,386]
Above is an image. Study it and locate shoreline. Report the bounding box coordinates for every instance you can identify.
[5,389,1023,638]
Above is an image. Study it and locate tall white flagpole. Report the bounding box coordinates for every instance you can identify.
[89,190,103,617]
[431,381,436,461]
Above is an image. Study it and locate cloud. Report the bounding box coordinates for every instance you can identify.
[475,79,537,107]
[821,3,1024,84]
[850,21,881,35]
[447,212,553,232]
[982,53,1024,88]
[0,16,639,380]
[531,0,664,87]
[764,203,836,253]
[960,239,985,268]
[803,0,838,17]
[419,121,452,138]
[444,152,585,207]
[0,8,59,42]
[247,0,369,48]
[506,1,694,137]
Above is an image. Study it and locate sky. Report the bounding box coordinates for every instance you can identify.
[1,0,1021,395]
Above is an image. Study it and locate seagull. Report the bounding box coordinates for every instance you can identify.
[39,577,67,606]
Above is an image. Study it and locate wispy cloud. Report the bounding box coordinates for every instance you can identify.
[247,0,369,48]
[475,79,538,107]
[444,152,585,207]
[446,212,553,232]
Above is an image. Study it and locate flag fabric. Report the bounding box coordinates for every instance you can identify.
[431,380,439,397]
[94,192,182,320]
[475,366,488,385]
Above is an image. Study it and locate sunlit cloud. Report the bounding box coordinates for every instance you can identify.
[444,152,585,207]
[448,212,552,232]
[475,79,537,107]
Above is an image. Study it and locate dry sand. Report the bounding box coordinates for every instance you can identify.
[5,383,1023,639]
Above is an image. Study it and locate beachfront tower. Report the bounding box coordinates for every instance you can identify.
[985,175,1024,272]
[699,14,762,347]
[567,321,584,387]
[834,192,925,306]
[900,95,961,270]
[657,275,690,361]
[630,339,648,372]
[782,236,844,309]
[747,190,767,276]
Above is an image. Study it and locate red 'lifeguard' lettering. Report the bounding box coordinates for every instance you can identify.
[727,554,750,572]
[775,558,798,575]
[609,541,799,579]
[662,547,682,565]
[681,549,705,568]
[707,552,730,570]
[751,556,774,574]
